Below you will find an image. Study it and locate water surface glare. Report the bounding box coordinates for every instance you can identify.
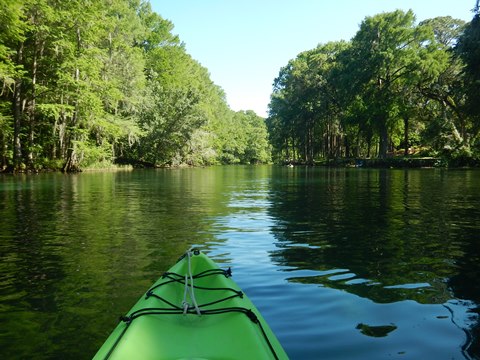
[0,166,479,359]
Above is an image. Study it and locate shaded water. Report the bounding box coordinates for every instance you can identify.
[0,166,479,359]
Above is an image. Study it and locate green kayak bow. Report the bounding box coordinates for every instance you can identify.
[93,249,289,360]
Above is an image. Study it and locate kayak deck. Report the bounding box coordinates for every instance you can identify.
[93,250,288,359]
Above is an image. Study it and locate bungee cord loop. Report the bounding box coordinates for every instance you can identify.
[182,250,201,315]
[104,250,280,360]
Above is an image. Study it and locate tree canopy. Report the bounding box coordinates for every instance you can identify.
[268,9,479,165]
[0,0,270,172]
[3,5,480,171]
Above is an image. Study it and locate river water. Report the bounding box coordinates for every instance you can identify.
[0,166,479,359]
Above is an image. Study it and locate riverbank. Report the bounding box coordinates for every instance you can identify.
[336,157,443,168]
[284,156,480,168]
[3,155,480,174]
[0,161,134,174]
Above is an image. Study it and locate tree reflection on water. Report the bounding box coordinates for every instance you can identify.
[267,167,480,358]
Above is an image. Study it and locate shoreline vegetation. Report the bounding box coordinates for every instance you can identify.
[284,157,446,168]
[3,154,479,175]
[0,1,270,174]
[267,10,480,169]
[1,3,480,174]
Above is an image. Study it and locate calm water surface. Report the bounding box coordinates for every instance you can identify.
[1,166,479,359]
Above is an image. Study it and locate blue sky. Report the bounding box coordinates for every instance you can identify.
[151,1,476,117]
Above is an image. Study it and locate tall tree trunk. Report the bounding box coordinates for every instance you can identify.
[291,136,296,160]
[308,125,314,165]
[284,138,289,160]
[1,131,6,170]
[378,118,388,159]
[63,27,82,172]
[403,116,409,156]
[27,38,43,169]
[329,130,335,159]
[13,42,24,171]
[366,135,372,158]
[344,135,350,158]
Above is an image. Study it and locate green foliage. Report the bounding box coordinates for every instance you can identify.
[221,111,271,164]
[139,84,206,165]
[344,10,444,158]
[457,14,480,142]
[184,129,218,166]
[268,10,477,165]
[0,0,270,172]
[268,41,350,162]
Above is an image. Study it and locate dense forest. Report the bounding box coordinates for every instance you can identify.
[0,0,271,172]
[267,8,480,166]
[2,3,480,172]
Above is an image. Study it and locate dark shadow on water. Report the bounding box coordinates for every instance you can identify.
[356,323,397,337]
[267,167,480,359]
[0,170,229,359]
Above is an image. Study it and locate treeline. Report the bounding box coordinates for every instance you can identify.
[0,0,270,172]
[267,10,480,165]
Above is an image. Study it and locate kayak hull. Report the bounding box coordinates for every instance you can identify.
[93,250,288,359]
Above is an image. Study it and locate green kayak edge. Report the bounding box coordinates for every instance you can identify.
[93,249,289,360]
